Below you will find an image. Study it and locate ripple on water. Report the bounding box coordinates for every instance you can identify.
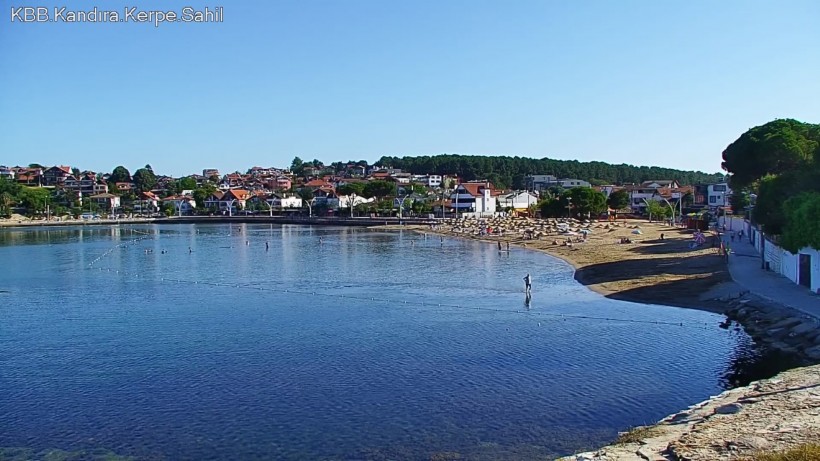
[0,224,790,460]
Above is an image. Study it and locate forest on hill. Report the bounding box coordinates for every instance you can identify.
[376,154,723,189]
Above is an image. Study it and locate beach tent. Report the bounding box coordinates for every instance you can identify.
[631,229,643,235]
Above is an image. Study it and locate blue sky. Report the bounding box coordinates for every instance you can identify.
[1,0,818,177]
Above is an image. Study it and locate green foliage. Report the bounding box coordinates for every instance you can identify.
[110,166,131,183]
[176,176,197,191]
[363,180,396,199]
[132,168,157,193]
[730,190,751,214]
[722,119,820,250]
[569,187,607,217]
[645,200,668,220]
[747,443,820,461]
[18,187,50,215]
[616,425,662,445]
[722,119,820,189]
[162,202,175,217]
[0,192,15,217]
[754,175,792,234]
[193,184,217,208]
[291,157,304,176]
[410,199,432,215]
[0,177,21,196]
[409,183,427,195]
[336,183,365,196]
[539,196,569,218]
[377,154,722,189]
[607,189,630,210]
[781,192,820,252]
[297,188,314,202]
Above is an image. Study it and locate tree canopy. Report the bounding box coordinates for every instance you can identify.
[722,119,820,189]
[722,119,820,250]
[336,183,365,196]
[781,192,820,252]
[109,166,131,183]
[607,189,630,210]
[362,180,396,199]
[132,167,157,193]
[568,187,607,218]
[377,154,722,190]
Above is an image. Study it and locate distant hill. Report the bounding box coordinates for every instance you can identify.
[377,154,723,189]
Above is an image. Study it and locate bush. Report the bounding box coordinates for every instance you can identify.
[746,444,820,461]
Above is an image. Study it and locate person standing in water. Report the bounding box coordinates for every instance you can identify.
[524,273,532,295]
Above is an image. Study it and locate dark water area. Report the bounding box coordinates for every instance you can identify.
[0,224,796,460]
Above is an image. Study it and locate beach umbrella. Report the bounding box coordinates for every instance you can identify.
[631,229,643,235]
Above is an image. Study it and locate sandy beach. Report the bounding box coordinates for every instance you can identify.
[402,217,730,312]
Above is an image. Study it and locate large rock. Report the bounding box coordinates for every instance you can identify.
[714,403,743,415]
[790,321,819,336]
[804,345,820,360]
[768,317,803,330]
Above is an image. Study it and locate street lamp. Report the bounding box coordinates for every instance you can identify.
[566,197,572,218]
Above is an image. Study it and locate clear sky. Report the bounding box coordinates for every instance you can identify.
[1,0,818,177]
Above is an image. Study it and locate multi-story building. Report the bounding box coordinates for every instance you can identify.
[525,175,590,191]
[450,182,497,214]
[707,183,732,208]
[42,166,72,186]
[0,166,15,180]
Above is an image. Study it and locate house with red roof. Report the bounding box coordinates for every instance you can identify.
[450,182,498,215]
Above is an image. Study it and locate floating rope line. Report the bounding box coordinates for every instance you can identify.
[85,230,723,331]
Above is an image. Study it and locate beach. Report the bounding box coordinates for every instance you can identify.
[404,217,820,460]
[405,217,729,312]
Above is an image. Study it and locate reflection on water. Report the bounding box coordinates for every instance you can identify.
[0,224,798,460]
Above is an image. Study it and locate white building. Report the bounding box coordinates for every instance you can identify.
[264,195,303,210]
[338,194,374,209]
[525,175,590,191]
[0,166,15,180]
[427,175,442,187]
[162,196,196,215]
[498,191,539,211]
[450,182,497,215]
[707,183,731,208]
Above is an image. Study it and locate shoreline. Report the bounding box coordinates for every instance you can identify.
[390,218,820,460]
[556,363,820,461]
[3,216,818,459]
[393,218,731,313]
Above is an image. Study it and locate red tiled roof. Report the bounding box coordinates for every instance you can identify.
[458,183,496,197]
[305,179,331,188]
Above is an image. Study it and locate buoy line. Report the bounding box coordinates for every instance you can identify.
[84,230,726,332]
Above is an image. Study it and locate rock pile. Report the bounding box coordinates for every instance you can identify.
[724,296,820,363]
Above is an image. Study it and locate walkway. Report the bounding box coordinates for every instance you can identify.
[725,233,820,319]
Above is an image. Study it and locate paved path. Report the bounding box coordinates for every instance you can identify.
[724,233,820,319]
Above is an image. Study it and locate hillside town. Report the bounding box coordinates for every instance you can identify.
[0,160,734,221]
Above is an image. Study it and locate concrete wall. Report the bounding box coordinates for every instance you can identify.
[751,221,820,293]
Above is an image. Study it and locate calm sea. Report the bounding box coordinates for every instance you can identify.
[0,224,786,460]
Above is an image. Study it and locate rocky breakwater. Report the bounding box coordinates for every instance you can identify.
[723,294,820,364]
[557,364,820,461]
[557,293,820,461]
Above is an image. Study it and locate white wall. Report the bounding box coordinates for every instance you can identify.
[755,228,820,294]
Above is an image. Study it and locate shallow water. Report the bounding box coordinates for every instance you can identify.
[0,224,787,460]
